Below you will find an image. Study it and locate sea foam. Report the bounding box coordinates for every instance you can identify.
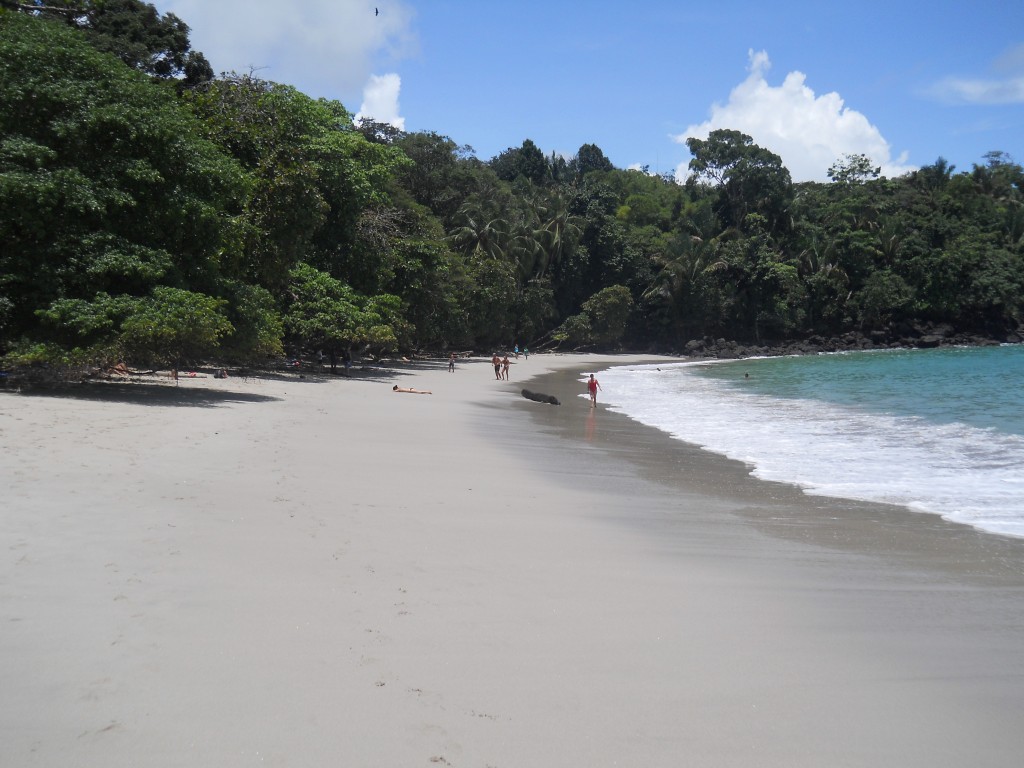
[598,354,1024,539]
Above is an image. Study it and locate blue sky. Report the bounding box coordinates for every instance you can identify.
[154,0,1024,182]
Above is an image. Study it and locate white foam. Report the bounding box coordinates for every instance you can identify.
[598,363,1024,539]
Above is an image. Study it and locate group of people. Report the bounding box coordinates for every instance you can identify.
[394,351,605,408]
[486,344,531,381]
[491,353,511,380]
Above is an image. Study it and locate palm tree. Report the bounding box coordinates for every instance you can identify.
[535,190,582,279]
[449,205,509,261]
[797,231,850,332]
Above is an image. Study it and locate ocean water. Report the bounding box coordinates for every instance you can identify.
[594,345,1024,539]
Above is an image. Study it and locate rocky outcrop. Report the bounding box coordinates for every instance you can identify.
[674,324,1018,360]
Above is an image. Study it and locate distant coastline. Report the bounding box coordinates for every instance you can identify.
[624,322,1022,362]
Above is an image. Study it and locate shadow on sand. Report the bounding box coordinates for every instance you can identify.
[12,381,282,408]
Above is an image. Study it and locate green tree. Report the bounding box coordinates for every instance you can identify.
[827,153,881,184]
[282,263,406,356]
[0,12,249,364]
[490,139,548,185]
[5,0,213,86]
[449,206,509,261]
[573,143,614,178]
[703,216,805,340]
[463,255,518,345]
[185,74,411,291]
[852,269,911,330]
[685,129,792,234]
[392,130,479,226]
[582,284,634,345]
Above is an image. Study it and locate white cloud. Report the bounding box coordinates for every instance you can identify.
[153,0,417,101]
[930,76,1024,105]
[355,73,405,129]
[672,50,916,183]
[928,44,1024,105]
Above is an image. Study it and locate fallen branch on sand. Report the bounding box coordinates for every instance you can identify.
[521,388,560,405]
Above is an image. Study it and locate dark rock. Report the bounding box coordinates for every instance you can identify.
[521,388,560,406]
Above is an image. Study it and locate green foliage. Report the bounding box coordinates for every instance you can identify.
[38,286,232,366]
[573,143,614,178]
[853,270,912,329]
[185,74,411,290]
[582,285,634,344]
[8,0,213,86]
[117,287,232,364]
[463,255,518,345]
[686,129,792,234]
[490,139,548,185]
[282,263,405,354]
[0,11,247,366]
[515,279,557,343]
[552,313,592,346]
[4,6,1021,369]
[218,280,284,362]
[391,130,480,227]
[828,153,880,184]
[553,285,633,347]
[389,232,469,348]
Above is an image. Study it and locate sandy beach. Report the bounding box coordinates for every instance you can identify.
[3,353,1024,767]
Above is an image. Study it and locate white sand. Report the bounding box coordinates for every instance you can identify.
[3,354,1024,767]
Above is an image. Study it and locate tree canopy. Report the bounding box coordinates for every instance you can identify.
[0,10,246,366]
[2,5,1023,376]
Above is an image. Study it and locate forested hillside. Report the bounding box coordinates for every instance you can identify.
[2,4,1022,375]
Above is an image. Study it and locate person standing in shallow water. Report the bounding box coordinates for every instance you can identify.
[587,373,602,407]
[492,353,501,380]
[449,353,456,372]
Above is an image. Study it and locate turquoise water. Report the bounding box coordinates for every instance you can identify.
[597,346,1024,538]
[700,346,1024,436]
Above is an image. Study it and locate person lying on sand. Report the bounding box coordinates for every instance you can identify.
[393,385,432,394]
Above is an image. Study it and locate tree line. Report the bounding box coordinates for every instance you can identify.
[2,3,1022,376]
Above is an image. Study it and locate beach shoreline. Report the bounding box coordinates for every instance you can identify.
[3,353,1024,767]
[516,361,1024,581]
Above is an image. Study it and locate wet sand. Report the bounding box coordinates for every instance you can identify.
[2,354,1023,767]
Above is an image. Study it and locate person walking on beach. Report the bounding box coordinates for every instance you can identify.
[492,353,502,380]
[448,352,456,372]
[502,355,511,380]
[514,344,519,359]
[524,347,529,360]
[587,373,602,407]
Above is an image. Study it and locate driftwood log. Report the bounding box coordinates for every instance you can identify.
[521,388,560,406]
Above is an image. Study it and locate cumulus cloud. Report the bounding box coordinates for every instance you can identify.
[355,73,405,129]
[154,0,416,102]
[672,50,916,183]
[928,43,1024,105]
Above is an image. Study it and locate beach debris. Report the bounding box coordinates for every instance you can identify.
[521,388,560,405]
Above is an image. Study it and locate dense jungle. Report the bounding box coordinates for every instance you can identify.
[2,2,1023,376]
